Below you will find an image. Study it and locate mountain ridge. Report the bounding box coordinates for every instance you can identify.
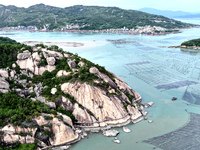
[139,7,199,18]
[0,4,194,30]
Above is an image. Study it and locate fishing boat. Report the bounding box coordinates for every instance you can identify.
[172,97,177,101]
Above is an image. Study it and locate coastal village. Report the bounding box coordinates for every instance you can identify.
[0,24,177,35]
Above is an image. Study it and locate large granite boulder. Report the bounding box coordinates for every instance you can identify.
[42,50,63,59]
[56,70,71,77]
[68,60,76,69]
[127,105,142,120]
[49,118,79,146]
[47,57,56,66]
[78,61,85,67]
[0,69,8,78]
[17,50,31,60]
[59,96,74,112]
[45,101,56,109]
[57,113,74,129]
[89,67,99,74]
[0,77,9,89]
[33,116,49,126]
[72,103,97,126]
[51,88,57,95]
[102,129,119,137]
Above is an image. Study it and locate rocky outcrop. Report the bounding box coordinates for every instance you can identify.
[89,67,117,89]
[0,69,9,78]
[50,118,79,146]
[68,60,76,69]
[0,124,36,144]
[1,134,35,144]
[33,116,49,126]
[42,49,63,59]
[16,49,62,75]
[57,113,74,129]
[0,77,10,93]
[72,103,98,127]
[102,129,119,137]
[78,61,85,67]
[1,124,37,137]
[61,82,134,127]
[127,105,142,120]
[109,71,142,101]
[59,96,74,112]
[51,88,57,95]
[45,101,56,109]
[47,57,56,66]
[56,70,71,77]
[17,50,31,60]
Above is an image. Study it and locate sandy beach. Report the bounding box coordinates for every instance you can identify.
[19,40,108,49]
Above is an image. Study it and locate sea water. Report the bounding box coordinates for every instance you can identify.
[1,19,200,150]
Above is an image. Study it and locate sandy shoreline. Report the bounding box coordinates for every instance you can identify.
[20,41,84,47]
[19,40,108,49]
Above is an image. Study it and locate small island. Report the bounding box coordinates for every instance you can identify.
[169,38,200,50]
[0,37,146,150]
[181,38,200,49]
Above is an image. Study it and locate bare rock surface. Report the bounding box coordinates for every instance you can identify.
[42,50,63,59]
[47,57,56,66]
[50,118,79,146]
[68,60,76,69]
[127,105,142,120]
[102,129,119,137]
[17,49,57,75]
[61,82,129,126]
[0,69,8,78]
[59,96,74,112]
[57,113,74,129]
[1,124,37,137]
[0,77,9,89]
[56,70,71,77]
[17,51,31,60]
[72,103,97,125]
[33,116,49,126]
[1,134,35,144]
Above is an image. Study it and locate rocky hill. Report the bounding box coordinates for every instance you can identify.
[0,4,195,30]
[181,38,200,47]
[0,37,145,149]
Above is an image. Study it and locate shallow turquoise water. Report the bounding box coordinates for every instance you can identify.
[1,21,200,149]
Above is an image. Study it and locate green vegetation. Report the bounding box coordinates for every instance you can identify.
[125,93,135,103]
[0,43,22,68]
[37,53,47,67]
[0,37,32,68]
[181,38,200,47]
[0,37,19,44]
[44,115,53,120]
[0,143,37,150]
[0,91,56,127]
[0,4,194,30]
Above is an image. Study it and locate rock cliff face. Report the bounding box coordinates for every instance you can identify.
[0,45,143,149]
[61,81,130,126]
